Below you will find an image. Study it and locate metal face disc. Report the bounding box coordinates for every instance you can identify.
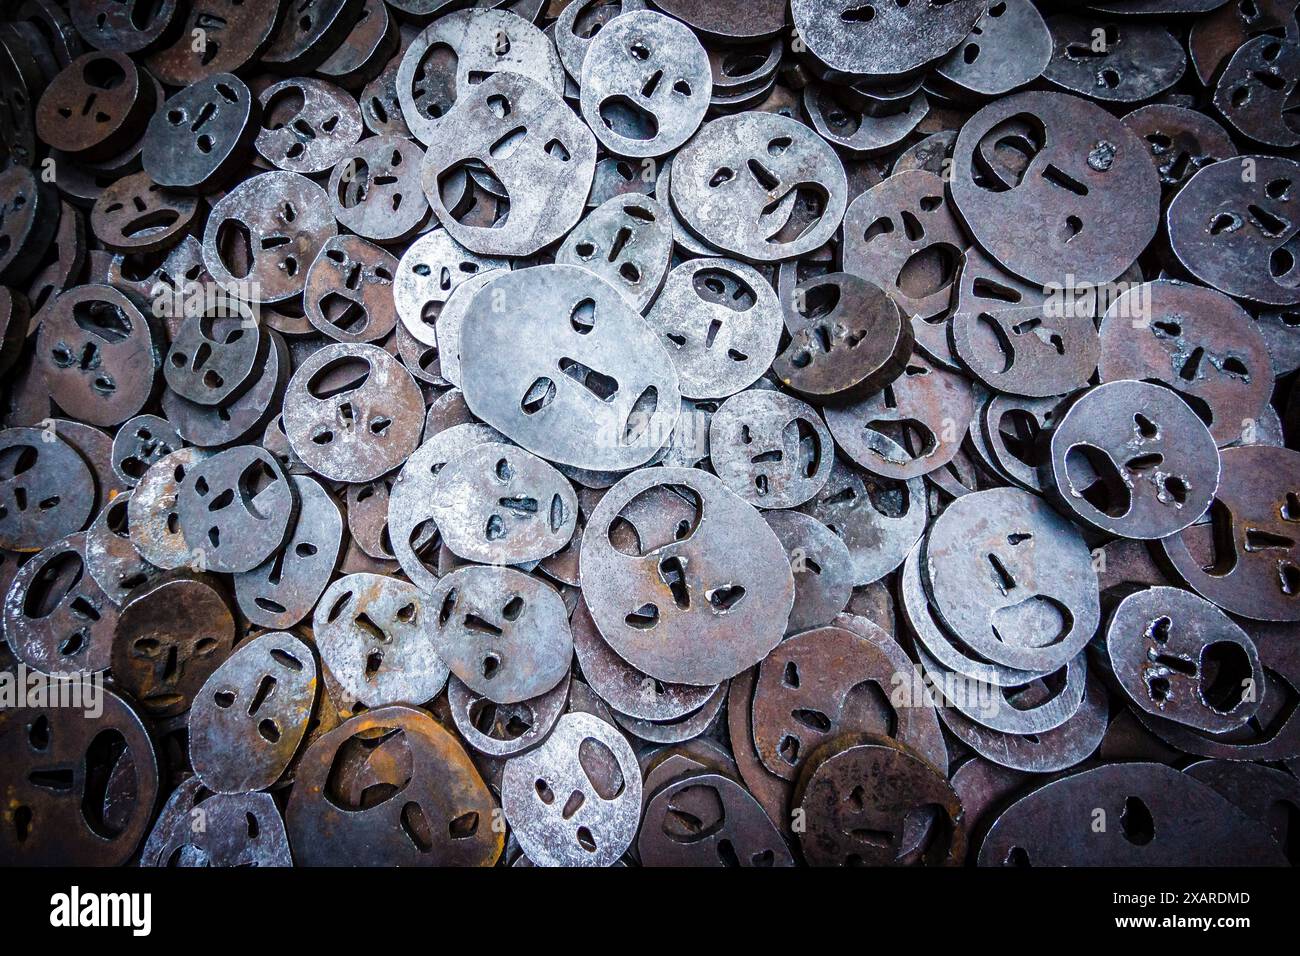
[923,486,1101,672]
[793,735,966,867]
[1158,444,1300,622]
[128,446,215,570]
[501,711,642,867]
[140,777,293,867]
[949,90,1160,287]
[1167,156,1300,306]
[112,572,237,718]
[790,0,984,79]
[328,134,430,244]
[933,0,1052,98]
[286,705,503,866]
[419,72,596,257]
[644,257,782,400]
[670,111,847,263]
[639,771,793,867]
[554,0,646,79]
[0,686,158,865]
[426,565,572,704]
[458,264,680,471]
[1122,104,1237,197]
[427,441,577,565]
[304,235,399,344]
[1213,36,1300,149]
[580,467,794,686]
[313,572,451,709]
[393,228,509,349]
[764,510,853,633]
[164,295,264,408]
[1046,380,1221,540]
[579,10,712,159]
[256,78,365,175]
[708,388,834,510]
[283,342,424,483]
[83,493,161,605]
[143,73,255,193]
[1108,586,1264,734]
[203,171,337,304]
[556,194,673,313]
[0,426,96,551]
[448,670,570,758]
[1043,15,1186,104]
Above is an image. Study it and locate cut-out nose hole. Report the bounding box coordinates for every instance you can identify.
[1120,796,1155,846]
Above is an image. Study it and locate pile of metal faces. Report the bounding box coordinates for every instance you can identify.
[0,0,1298,868]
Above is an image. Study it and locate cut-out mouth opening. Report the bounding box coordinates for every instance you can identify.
[972,114,1046,192]
[438,160,511,229]
[991,594,1074,650]
[598,95,659,141]
[1064,443,1131,519]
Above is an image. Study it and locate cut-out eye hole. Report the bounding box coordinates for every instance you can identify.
[630,41,650,60]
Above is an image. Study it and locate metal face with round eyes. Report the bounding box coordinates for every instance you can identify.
[304,235,399,344]
[329,135,429,244]
[204,171,337,304]
[774,273,913,402]
[1214,36,1300,149]
[671,111,847,263]
[764,510,853,633]
[1158,444,1300,623]
[501,711,642,867]
[189,632,318,795]
[128,446,215,570]
[3,532,118,676]
[143,74,255,193]
[140,777,292,868]
[933,0,1052,98]
[554,0,646,79]
[978,763,1285,866]
[35,285,161,427]
[708,389,834,510]
[639,771,794,867]
[1121,105,1237,197]
[644,257,783,399]
[1046,381,1220,541]
[579,11,711,158]
[800,455,926,587]
[90,171,200,255]
[448,670,570,758]
[580,467,795,686]
[175,445,297,574]
[164,297,264,408]
[393,228,509,349]
[1043,16,1186,103]
[387,423,503,591]
[70,0,180,53]
[0,427,96,551]
[286,705,502,866]
[571,597,716,722]
[557,195,673,313]
[753,625,946,782]
[397,8,564,146]
[842,169,966,323]
[923,486,1101,673]
[803,85,927,160]
[1098,281,1274,445]
[0,686,158,866]
[0,168,59,286]
[793,735,966,868]
[426,565,572,704]
[1167,156,1300,307]
[823,353,975,481]
[83,493,161,605]
[427,442,577,566]
[256,78,363,175]
[949,91,1160,287]
[791,0,983,78]
[458,265,680,472]
[110,414,182,489]
[1108,587,1264,734]
[36,52,155,162]
[146,2,283,86]
[111,572,237,718]
[164,330,290,449]
[234,475,344,630]
[949,247,1100,398]
[283,342,424,483]
[420,72,596,258]
[313,572,450,709]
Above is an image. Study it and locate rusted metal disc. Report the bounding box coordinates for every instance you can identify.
[83,492,160,605]
[285,704,503,866]
[1121,104,1237,197]
[639,770,794,867]
[1042,15,1186,103]
[0,167,59,285]
[1213,36,1300,149]
[447,670,570,758]
[146,1,282,86]
[0,426,97,552]
[140,776,293,867]
[304,234,399,344]
[764,510,853,633]
[793,735,966,867]
[36,52,155,162]
[164,293,264,408]
[708,388,834,510]
[0,685,158,865]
